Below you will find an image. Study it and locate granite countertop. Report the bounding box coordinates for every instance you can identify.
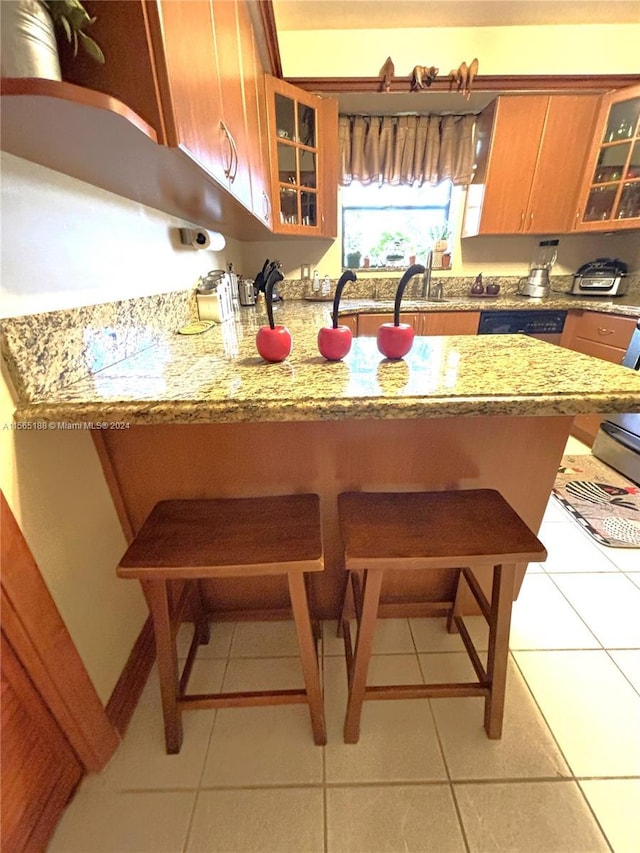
[337,291,640,318]
[9,298,640,425]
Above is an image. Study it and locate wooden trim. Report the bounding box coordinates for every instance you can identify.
[256,0,283,78]
[0,493,119,773]
[105,616,155,736]
[286,74,640,96]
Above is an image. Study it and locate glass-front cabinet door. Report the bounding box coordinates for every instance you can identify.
[575,85,640,230]
[265,76,337,237]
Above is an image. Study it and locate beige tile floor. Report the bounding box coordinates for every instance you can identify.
[49,441,640,853]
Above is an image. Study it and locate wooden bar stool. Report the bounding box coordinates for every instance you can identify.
[337,489,546,744]
[117,494,326,753]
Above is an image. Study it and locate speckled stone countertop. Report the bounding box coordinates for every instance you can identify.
[7,297,640,425]
[338,292,640,318]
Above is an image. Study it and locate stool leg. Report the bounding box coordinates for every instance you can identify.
[344,568,383,744]
[447,569,466,634]
[337,573,353,638]
[192,580,211,646]
[288,572,327,746]
[484,563,516,739]
[142,579,183,754]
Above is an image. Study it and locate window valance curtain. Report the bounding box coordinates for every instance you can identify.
[338,113,476,187]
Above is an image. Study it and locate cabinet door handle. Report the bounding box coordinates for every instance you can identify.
[526,211,534,231]
[262,190,271,222]
[220,121,234,179]
[229,132,239,183]
[220,121,238,183]
[519,210,525,231]
[597,328,614,336]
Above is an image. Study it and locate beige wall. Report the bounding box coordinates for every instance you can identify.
[279,24,640,77]
[0,153,247,702]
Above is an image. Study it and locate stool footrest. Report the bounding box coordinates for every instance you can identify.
[180,689,309,710]
[364,683,490,701]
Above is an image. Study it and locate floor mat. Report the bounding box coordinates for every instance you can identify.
[553,454,640,548]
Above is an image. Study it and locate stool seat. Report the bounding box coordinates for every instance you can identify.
[337,489,546,743]
[118,494,326,753]
[338,489,545,569]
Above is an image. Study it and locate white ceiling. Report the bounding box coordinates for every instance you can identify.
[272,0,640,31]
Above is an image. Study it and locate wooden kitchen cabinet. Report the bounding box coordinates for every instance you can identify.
[356,312,417,337]
[561,310,637,444]
[463,94,600,236]
[58,0,263,218]
[356,311,480,337]
[265,76,338,237]
[417,311,480,336]
[237,1,272,227]
[209,0,252,209]
[574,84,640,231]
[339,314,358,335]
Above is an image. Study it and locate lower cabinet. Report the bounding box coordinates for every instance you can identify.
[560,310,638,445]
[355,311,480,337]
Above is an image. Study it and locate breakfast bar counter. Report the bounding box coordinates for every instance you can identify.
[8,299,640,425]
[4,298,640,617]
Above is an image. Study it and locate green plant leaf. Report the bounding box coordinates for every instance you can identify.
[59,15,72,42]
[40,0,104,63]
[78,30,105,63]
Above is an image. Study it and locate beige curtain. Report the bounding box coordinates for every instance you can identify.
[339,113,476,187]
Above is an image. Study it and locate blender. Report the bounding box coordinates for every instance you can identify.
[518,239,558,297]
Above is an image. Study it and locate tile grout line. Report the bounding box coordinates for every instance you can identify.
[182,622,238,853]
[410,617,472,853]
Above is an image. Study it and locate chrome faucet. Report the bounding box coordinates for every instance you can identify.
[421,250,441,299]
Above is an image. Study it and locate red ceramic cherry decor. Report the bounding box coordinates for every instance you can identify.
[256,267,291,362]
[317,269,357,360]
[376,263,426,359]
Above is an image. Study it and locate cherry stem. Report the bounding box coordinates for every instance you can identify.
[332,270,357,329]
[394,263,426,326]
[265,267,284,329]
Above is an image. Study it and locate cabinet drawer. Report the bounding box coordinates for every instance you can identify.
[571,312,637,349]
[571,337,628,364]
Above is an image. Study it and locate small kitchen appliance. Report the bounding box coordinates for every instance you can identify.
[238,278,256,306]
[571,258,628,297]
[196,270,234,323]
[518,239,558,298]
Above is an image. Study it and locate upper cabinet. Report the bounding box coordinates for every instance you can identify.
[64,0,254,208]
[462,94,600,236]
[265,77,338,237]
[573,85,640,231]
[236,1,272,228]
[21,0,271,237]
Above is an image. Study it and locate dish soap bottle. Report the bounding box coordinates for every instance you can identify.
[322,275,331,297]
[312,270,320,294]
[471,273,484,295]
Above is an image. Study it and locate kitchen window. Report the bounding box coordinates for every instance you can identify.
[341,180,452,270]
